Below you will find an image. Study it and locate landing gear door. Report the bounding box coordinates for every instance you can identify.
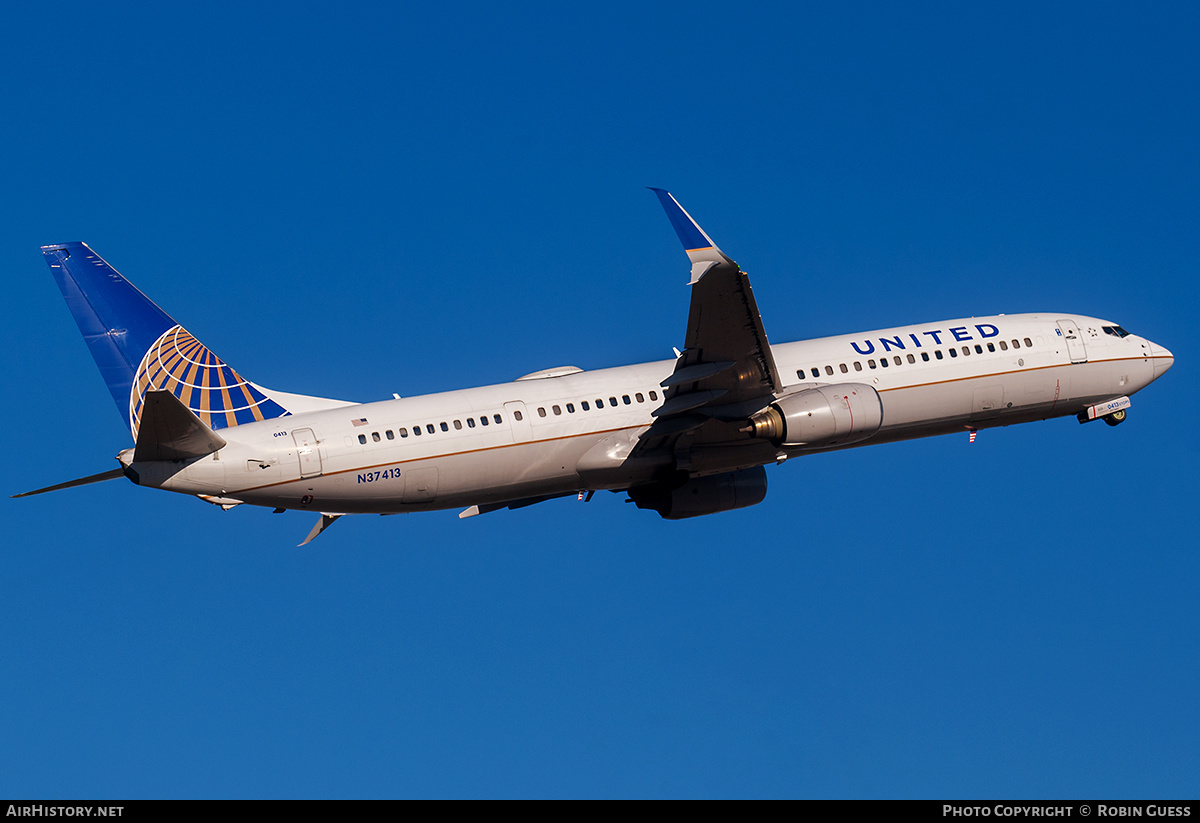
[292,428,322,478]
[1057,319,1088,364]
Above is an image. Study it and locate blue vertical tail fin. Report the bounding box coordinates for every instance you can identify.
[42,242,293,439]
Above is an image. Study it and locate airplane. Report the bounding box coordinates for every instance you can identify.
[16,189,1175,545]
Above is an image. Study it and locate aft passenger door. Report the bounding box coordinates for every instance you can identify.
[292,428,322,478]
[1057,320,1088,364]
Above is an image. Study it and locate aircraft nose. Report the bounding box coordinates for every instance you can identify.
[1150,341,1174,379]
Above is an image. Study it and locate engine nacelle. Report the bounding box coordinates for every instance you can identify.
[747,384,882,448]
[629,466,768,520]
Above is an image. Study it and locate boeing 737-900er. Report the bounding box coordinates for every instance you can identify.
[17,190,1175,545]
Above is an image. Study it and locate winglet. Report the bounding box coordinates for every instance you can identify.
[648,188,733,283]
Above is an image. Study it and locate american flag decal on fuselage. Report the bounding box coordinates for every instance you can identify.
[129,325,289,439]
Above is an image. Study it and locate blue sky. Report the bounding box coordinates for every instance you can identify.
[2,2,1197,798]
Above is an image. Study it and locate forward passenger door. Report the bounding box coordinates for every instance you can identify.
[1057,320,1088,364]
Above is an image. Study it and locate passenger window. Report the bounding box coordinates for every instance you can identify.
[635,393,644,402]
[649,391,658,401]
[513,411,523,422]
[823,365,833,376]
[480,416,488,426]
[880,358,889,368]
[400,427,408,437]
[869,359,877,369]
[427,424,436,434]
[596,398,604,408]
[454,420,462,430]
[797,370,805,379]
[894,356,902,365]
[582,400,590,410]
[413,427,422,436]
[907,354,916,364]
[358,434,366,444]
[466,419,475,429]
[987,343,995,352]
[386,430,394,440]
[609,397,618,406]
[440,422,448,431]
[552,405,561,415]
[854,361,862,371]
[538,407,547,417]
[1024,337,1032,347]
[949,348,958,358]
[372,432,381,442]
[974,345,983,354]
[811,367,820,378]
[494,414,502,424]
[623,395,631,404]
[999,340,1008,351]
[935,350,943,360]
[921,352,929,362]
[839,363,848,373]
[1012,339,1020,349]
[962,346,971,356]
[567,403,575,413]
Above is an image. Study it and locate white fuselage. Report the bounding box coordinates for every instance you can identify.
[129,313,1172,515]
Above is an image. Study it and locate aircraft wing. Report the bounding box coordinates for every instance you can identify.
[647,189,781,432]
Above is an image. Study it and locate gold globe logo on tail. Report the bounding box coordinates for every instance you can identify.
[129,325,288,440]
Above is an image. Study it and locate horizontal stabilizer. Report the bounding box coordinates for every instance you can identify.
[13,467,127,498]
[134,390,227,462]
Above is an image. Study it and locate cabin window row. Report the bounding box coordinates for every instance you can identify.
[353,387,665,445]
[357,413,505,445]
[798,338,1035,379]
[535,390,659,418]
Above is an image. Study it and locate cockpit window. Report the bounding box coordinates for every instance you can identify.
[1103,325,1131,338]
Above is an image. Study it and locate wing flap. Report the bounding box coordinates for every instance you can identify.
[458,492,574,519]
